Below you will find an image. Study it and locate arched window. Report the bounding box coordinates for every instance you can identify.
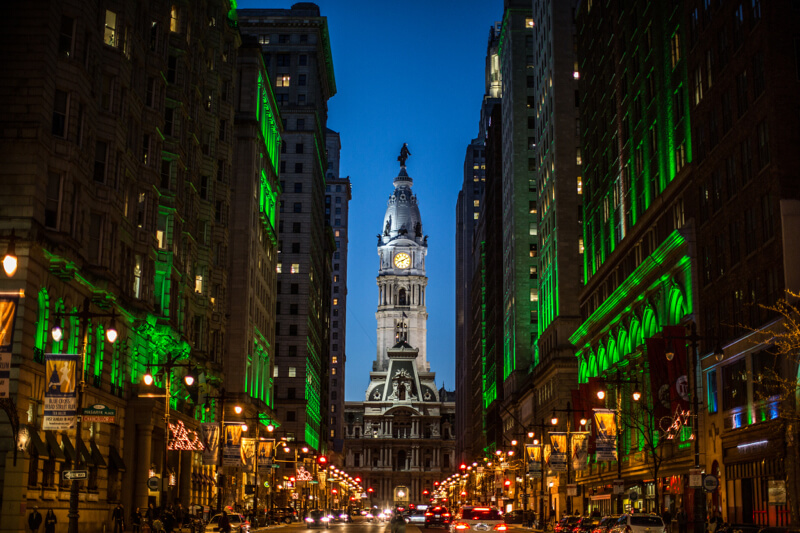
[398,288,407,305]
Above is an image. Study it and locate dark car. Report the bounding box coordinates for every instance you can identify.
[592,517,621,533]
[555,517,581,533]
[574,518,603,533]
[305,510,330,529]
[425,506,452,528]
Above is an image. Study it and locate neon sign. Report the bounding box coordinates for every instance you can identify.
[168,420,205,451]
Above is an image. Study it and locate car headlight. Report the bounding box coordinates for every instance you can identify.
[306,518,314,522]
[322,517,330,522]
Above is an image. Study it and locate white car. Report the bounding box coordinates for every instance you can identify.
[205,513,250,532]
[450,507,507,533]
[610,514,667,533]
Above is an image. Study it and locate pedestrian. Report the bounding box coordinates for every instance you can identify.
[676,507,688,533]
[131,508,142,533]
[219,510,232,533]
[163,505,175,533]
[44,509,56,533]
[663,508,673,532]
[112,502,125,533]
[28,506,43,533]
[706,512,719,533]
[146,503,156,525]
[175,503,184,529]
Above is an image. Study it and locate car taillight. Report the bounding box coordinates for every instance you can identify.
[454,522,470,530]
[494,525,508,531]
[444,513,451,518]
[426,513,433,517]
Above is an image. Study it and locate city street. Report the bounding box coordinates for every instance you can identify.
[252,517,531,533]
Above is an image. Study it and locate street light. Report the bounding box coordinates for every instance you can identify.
[2,228,18,277]
[50,297,119,533]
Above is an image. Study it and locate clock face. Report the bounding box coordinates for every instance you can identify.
[393,252,411,269]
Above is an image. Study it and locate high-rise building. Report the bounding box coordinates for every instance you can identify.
[456,21,502,462]
[324,128,351,452]
[343,154,455,508]
[0,0,276,528]
[238,3,337,451]
[571,0,696,518]
[498,0,537,399]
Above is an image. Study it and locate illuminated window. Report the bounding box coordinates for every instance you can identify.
[276,263,282,273]
[529,266,538,279]
[133,255,142,298]
[291,263,300,273]
[530,289,539,302]
[335,230,340,237]
[195,275,203,294]
[526,18,534,28]
[693,65,703,105]
[259,34,270,45]
[577,176,583,194]
[473,212,479,220]
[473,200,480,207]
[273,367,278,377]
[288,367,296,377]
[332,368,337,375]
[104,10,118,47]
[576,147,582,165]
[333,298,338,306]
[170,6,179,33]
[670,31,681,69]
[579,239,584,254]
[333,275,339,282]
[529,223,538,236]
[332,356,338,364]
[277,76,291,87]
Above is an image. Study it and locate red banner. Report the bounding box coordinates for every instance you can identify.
[664,325,690,412]
[646,336,670,420]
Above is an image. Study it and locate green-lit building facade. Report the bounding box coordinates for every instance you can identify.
[571,0,697,517]
[0,0,282,530]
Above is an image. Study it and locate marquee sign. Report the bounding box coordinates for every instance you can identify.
[296,465,314,481]
[168,420,205,451]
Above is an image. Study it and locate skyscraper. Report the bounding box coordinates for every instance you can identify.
[238,3,337,451]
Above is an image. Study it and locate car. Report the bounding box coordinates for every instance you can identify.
[573,517,603,533]
[305,509,331,529]
[716,525,762,533]
[591,516,621,533]
[450,507,507,533]
[407,510,427,525]
[556,517,581,533]
[269,507,299,524]
[425,506,452,528]
[205,513,250,532]
[610,514,666,533]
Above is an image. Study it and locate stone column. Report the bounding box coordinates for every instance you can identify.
[135,425,153,510]
[179,449,192,506]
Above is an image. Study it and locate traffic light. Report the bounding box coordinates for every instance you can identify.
[460,463,467,470]
[355,477,361,483]
[318,455,328,465]
[422,490,429,496]
[504,479,511,489]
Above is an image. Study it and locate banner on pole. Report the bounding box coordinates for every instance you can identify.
[258,439,275,470]
[43,353,79,430]
[241,437,256,470]
[571,432,590,471]
[549,433,567,472]
[200,423,220,465]
[223,422,245,466]
[543,444,551,466]
[526,444,542,473]
[594,409,617,461]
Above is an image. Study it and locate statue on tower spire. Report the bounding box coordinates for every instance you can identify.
[397,143,411,167]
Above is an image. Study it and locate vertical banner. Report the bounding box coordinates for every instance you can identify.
[549,433,568,472]
[664,326,690,412]
[646,336,671,420]
[223,422,244,466]
[543,444,551,466]
[241,437,256,470]
[0,297,19,399]
[594,409,617,461]
[200,423,220,465]
[43,353,79,430]
[526,444,542,478]
[258,439,275,470]
[571,432,590,471]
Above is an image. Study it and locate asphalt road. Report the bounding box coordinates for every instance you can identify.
[252,517,532,533]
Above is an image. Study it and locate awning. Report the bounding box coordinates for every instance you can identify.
[90,440,107,468]
[76,437,94,467]
[109,445,126,472]
[62,434,76,463]
[45,431,65,460]
[29,429,49,458]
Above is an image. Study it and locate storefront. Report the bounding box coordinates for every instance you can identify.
[722,438,788,527]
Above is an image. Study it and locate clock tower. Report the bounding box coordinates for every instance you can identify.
[375,157,429,372]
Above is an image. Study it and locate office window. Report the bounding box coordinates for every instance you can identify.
[294,163,303,173]
[45,172,62,230]
[170,5,180,32]
[293,202,302,213]
[722,359,748,411]
[288,367,296,377]
[94,141,108,183]
[670,31,681,68]
[299,74,307,86]
[104,10,118,47]
[756,121,770,169]
[289,324,297,336]
[52,90,68,137]
[291,264,300,274]
[59,16,75,57]
[273,367,279,377]
[707,370,718,413]
[299,54,308,66]
[277,54,290,67]
[277,76,290,87]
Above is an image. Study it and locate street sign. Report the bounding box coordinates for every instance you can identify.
[703,475,719,492]
[148,476,160,491]
[82,404,116,423]
[567,484,578,496]
[689,469,702,488]
[62,470,88,481]
[613,480,624,495]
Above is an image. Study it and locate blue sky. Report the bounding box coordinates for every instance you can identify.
[236,0,502,400]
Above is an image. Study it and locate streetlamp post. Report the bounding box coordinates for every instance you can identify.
[51,297,119,533]
[550,402,588,516]
[529,419,550,526]
[596,373,641,514]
